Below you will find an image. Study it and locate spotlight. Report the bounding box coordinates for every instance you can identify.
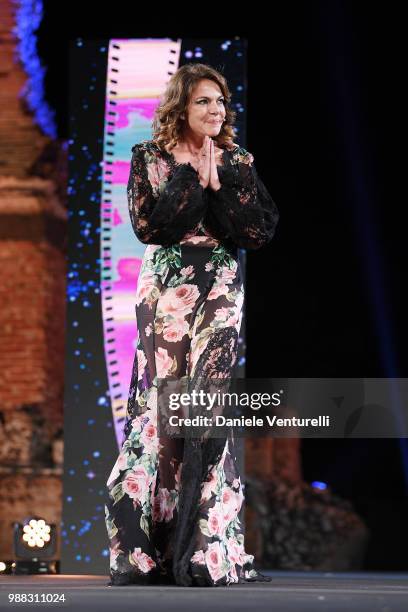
[13,516,58,575]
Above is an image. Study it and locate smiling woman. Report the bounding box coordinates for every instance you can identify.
[104,63,279,588]
[161,78,229,175]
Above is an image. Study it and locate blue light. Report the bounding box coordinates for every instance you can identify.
[311,481,327,490]
[13,0,57,138]
[78,520,92,536]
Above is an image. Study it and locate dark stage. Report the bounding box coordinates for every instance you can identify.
[1,571,408,611]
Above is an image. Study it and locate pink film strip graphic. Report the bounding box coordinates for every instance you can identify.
[101,39,182,447]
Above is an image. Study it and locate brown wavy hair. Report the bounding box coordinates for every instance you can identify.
[152,63,237,152]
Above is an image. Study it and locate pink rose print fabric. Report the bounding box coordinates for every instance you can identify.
[105,140,278,587]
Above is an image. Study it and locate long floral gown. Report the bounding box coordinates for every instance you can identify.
[105,139,279,587]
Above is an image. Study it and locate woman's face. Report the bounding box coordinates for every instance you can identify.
[183,78,226,139]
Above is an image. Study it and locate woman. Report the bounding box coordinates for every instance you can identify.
[105,63,279,587]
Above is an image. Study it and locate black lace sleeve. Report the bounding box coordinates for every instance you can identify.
[127,143,206,247]
[204,148,279,250]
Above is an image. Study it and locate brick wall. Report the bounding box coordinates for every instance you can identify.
[0,0,67,561]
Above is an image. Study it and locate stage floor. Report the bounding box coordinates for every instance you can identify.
[1,571,408,611]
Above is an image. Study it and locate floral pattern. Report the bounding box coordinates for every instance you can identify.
[105,244,270,586]
[104,139,277,587]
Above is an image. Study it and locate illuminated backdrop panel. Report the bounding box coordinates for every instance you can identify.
[101,39,182,447]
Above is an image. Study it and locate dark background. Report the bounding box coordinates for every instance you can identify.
[39,0,407,569]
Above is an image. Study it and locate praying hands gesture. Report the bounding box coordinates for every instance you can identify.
[197,136,221,191]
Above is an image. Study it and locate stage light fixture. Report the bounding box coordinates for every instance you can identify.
[12,516,58,575]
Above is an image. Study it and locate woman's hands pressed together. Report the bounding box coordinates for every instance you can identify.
[198,135,221,191]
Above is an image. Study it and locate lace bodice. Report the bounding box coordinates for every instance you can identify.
[127,139,279,250]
